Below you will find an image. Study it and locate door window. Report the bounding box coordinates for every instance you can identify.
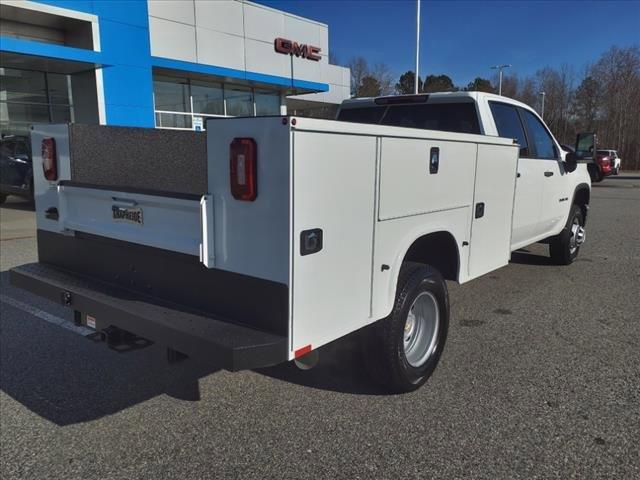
[489,102,529,157]
[521,109,558,159]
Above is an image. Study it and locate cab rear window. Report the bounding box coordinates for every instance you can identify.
[337,106,387,124]
[337,102,481,135]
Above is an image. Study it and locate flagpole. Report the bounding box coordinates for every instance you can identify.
[415,0,421,94]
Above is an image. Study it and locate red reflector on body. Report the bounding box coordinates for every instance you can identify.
[230,138,257,201]
[294,345,312,358]
[42,137,57,181]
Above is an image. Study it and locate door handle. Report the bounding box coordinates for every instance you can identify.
[517,172,521,178]
[544,171,554,177]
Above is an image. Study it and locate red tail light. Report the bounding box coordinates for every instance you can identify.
[42,138,57,181]
[230,138,257,201]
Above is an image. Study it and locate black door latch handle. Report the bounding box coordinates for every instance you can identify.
[429,147,439,174]
[544,171,554,177]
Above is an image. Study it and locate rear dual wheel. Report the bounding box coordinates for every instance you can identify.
[363,262,449,393]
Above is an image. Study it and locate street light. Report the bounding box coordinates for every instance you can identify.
[491,64,512,96]
[539,91,546,119]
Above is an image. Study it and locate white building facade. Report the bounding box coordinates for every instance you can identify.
[0,0,350,135]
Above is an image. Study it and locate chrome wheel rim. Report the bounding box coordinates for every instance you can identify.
[403,292,440,368]
[569,218,585,255]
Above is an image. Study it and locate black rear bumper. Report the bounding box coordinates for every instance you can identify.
[10,263,288,371]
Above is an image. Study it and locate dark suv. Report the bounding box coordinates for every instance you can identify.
[0,135,33,203]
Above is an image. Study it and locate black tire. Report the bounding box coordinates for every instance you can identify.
[588,164,603,182]
[549,204,584,265]
[593,170,603,182]
[362,262,449,393]
[0,193,6,204]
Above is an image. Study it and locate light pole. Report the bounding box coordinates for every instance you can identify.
[415,0,421,94]
[539,91,546,119]
[491,64,511,96]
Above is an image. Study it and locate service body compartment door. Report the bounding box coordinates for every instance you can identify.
[378,137,476,220]
[291,131,377,352]
[468,144,519,279]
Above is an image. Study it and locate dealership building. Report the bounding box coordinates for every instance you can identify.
[0,0,351,136]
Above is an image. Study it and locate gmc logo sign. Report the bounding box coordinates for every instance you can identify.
[274,37,321,61]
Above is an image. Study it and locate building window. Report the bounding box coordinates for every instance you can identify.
[153,75,191,129]
[152,73,282,130]
[225,85,253,117]
[255,90,281,116]
[191,80,224,115]
[0,67,73,136]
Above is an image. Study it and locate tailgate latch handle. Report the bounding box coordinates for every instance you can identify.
[111,197,138,206]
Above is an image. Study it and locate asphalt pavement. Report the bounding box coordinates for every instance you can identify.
[1,174,639,479]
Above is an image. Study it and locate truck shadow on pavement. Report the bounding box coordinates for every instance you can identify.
[0,274,384,426]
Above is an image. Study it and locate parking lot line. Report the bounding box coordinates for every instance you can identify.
[0,294,91,336]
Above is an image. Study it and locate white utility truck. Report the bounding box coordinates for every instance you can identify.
[10,93,593,393]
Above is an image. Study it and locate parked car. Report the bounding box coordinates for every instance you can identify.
[0,135,33,203]
[598,149,621,175]
[10,92,592,393]
[587,150,613,182]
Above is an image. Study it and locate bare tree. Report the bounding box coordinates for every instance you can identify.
[371,63,395,95]
[516,77,539,107]
[347,57,368,97]
[500,74,519,98]
[589,45,640,169]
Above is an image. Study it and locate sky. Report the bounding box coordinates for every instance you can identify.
[257,0,640,87]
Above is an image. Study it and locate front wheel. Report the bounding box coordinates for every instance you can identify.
[0,193,7,204]
[362,262,449,393]
[549,204,585,265]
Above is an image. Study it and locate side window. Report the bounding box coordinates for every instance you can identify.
[489,102,529,157]
[521,109,558,159]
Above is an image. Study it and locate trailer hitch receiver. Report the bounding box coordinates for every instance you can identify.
[87,325,153,353]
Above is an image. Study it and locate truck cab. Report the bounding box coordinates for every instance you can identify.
[337,92,591,253]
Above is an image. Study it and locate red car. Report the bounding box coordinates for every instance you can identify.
[588,150,613,182]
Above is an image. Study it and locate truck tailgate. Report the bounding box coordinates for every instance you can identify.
[56,181,203,256]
